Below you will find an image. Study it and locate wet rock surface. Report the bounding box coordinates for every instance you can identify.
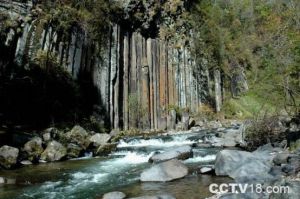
[0,145,19,169]
[102,191,126,199]
[40,141,67,162]
[140,159,188,182]
[149,145,192,163]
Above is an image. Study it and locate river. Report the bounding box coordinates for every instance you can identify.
[0,129,233,199]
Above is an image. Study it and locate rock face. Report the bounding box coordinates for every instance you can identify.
[215,149,274,182]
[167,110,177,130]
[0,0,224,131]
[40,141,67,162]
[102,191,126,199]
[23,137,43,162]
[140,159,188,182]
[181,113,190,130]
[89,133,111,147]
[65,126,89,149]
[149,145,192,163]
[0,145,19,169]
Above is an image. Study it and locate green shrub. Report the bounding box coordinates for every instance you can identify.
[244,115,286,151]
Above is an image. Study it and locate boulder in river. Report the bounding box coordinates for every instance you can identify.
[215,149,274,183]
[20,160,33,165]
[149,145,192,163]
[65,125,89,149]
[40,141,67,162]
[199,166,214,174]
[95,143,117,156]
[23,137,43,162]
[140,159,188,182]
[67,143,82,158]
[0,145,19,169]
[102,191,126,199]
[89,133,111,147]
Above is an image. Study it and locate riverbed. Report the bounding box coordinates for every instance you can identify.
[0,129,233,199]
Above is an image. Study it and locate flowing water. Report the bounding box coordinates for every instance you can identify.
[0,129,233,199]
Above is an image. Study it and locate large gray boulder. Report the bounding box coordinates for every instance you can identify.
[89,133,111,147]
[95,143,117,156]
[23,137,43,161]
[40,141,67,162]
[141,159,188,182]
[149,145,192,163]
[65,125,89,149]
[0,145,19,169]
[102,191,126,199]
[66,143,82,158]
[42,127,60,142]
[270,179,300,199]
[215,149,274,183]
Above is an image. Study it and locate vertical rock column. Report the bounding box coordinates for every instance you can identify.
[214,69,222,112]
[123,33,129,130]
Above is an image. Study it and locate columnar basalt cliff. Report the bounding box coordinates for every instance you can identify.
[0,0,223,130]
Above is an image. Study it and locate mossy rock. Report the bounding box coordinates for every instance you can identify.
[95,143,117,156]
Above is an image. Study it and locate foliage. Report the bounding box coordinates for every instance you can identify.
[191,0,300,116]
[81,116,108,133]
[244,115,287,151]
[196,104,216,121]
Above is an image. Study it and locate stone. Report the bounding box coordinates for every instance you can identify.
[281,164,294,175]
[0,145,19,169]
[158,117,167,130]
[270,179,300,199]
[23,137,43,162]
[40,141,67,162]
[0,177,4,184]
[42,132,51,142]
[215,150,274,183]
[110,129,120,137]
[67,143,82,158]
[199,166,214,174]
[207,120,223,129]
[149,145,192,163]
[102,191,126,199]
[89,133,111,147]
[95,143,117,156]
[65,125,89,149]
[273,153,290,165]
[181,112,190,130]
[175,122,186,131]
[42,127,60,141]
[20,160,32,165]
[167,110,176,130]
[140,159,188,182]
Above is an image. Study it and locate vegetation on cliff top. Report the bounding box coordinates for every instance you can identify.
[191,0,300,118]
